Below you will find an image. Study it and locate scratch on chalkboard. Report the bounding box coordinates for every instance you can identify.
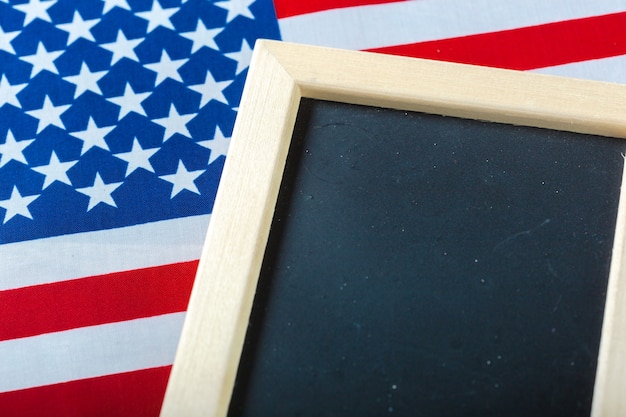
[546,258,561,279]
[303,121,375,186]
[552,295,563,313]
[492,218,551,252]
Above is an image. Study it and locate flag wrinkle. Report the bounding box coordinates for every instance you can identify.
[278,0,626,51]
[0,312,185,393]
[0,214,210,289]
[0,261,197,341]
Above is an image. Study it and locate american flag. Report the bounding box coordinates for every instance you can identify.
[0,0,624,415]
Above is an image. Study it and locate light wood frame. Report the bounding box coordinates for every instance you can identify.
[160,40,626,417]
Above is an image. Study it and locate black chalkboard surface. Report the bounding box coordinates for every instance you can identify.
[228,99,625,417]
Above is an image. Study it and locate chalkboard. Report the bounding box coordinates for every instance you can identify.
[160,41,626,417]
[227,99,625,417]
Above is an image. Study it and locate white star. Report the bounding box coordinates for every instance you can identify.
[180,20,221,53]
[21,42,63,77]
[188,70,230,107]
[0,26,20,54]
[70,117,115,154]
[159,160,204,198]
[56,11,98,45]
[0,74,27,108]
[107,83,150,118]
[225,39,253,75]
[144,50,186,86]
[31,151,77,189]
[214,0,255,23]
[75,172,122,211]
[114,138,159,176]
[100,30,142,64]
[63,62,107,98]
[0,130,35,167]
[0,186,39,224]
[196,126,230,164]
[25,95,70,134]
[152,104,195,140]
[14,0,57,25]
[136,0,178,33]
[101,0,131,14]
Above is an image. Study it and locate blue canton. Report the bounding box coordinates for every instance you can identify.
[0,0,280,243]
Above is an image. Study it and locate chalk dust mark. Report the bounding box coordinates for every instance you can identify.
[546,258,561,279]
[493,218,551,252]
[302,161,340,185]
[303,122,375,185]
[552,295,562,313]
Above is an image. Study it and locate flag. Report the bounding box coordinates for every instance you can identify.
[1,0,625,416]
[0,0,280,415]
[275,0,626,83]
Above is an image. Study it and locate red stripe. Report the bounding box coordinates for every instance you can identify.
[273,0,404,19]
[0,260,197,341]
[0,366,171,417]
[367,12,626,70]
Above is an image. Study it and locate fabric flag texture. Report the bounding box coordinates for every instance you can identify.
[0,0,625,415]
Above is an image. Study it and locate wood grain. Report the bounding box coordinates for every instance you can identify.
[159,43,301,417]
[592,160,626,417]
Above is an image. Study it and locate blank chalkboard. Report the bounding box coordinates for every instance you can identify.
[160,41,626,417]
[227,99,625,417]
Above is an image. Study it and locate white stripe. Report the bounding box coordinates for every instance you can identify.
[533,55,626,85]
[279,0,626,51]
[0,313,184,393]
[0,215,210,291]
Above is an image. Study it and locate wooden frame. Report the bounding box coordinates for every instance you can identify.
[160,40,626,417]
